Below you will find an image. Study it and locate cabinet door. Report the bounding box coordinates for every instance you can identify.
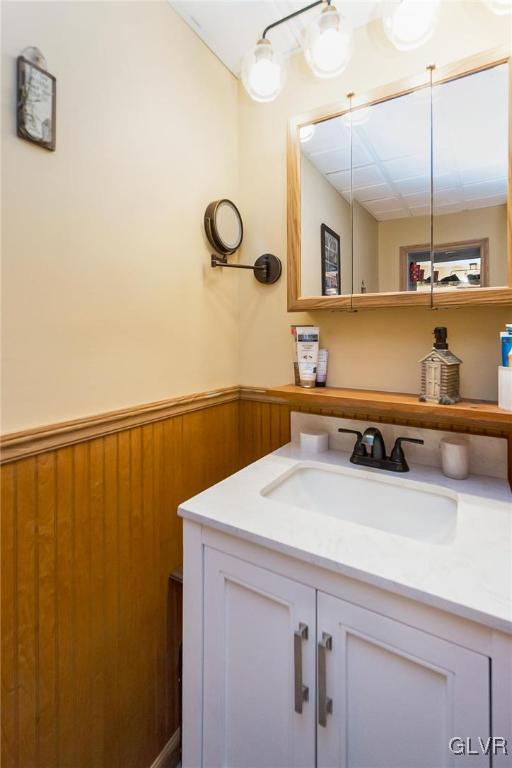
[317,593,490,768]
[203,548,316,768]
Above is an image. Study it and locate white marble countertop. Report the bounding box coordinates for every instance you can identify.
[178,444,512,634]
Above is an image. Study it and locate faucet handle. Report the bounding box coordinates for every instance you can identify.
[338,428,366,457]
[390,437,424,463]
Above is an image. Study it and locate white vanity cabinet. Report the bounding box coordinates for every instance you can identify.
[202,548,316,768]
[182,522,510,768]
[317,593,490,768]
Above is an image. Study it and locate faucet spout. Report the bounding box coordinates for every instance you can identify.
[361,428,386,460]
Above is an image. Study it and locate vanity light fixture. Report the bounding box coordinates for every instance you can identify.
[303,3,353,78]
[242,0,352,103]
[241,38,284,103]
[299,124,316,142]
[382,0,440,51]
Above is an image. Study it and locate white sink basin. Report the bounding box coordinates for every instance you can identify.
[261,464,458,545]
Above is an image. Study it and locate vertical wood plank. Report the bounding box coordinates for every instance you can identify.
[142,424,156,763]
[152,421,166,751]
[117,430,132,768]
[36,452,57,768]
[1,463,18,768]
[103,434,120,768]
[73,442,92,768]
[55,447,75,768]
[90,439,105,768]
[16,458,37,768]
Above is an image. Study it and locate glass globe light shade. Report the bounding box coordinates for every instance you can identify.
[382,0,440,51]
[483,0,512,13]
[299,124,316,143]
[241,38,284,102]
[303,5,353,79]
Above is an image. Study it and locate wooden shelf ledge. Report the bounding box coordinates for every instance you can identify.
[265,385,512,435]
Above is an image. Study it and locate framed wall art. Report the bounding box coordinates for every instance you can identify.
[17,55,56,151]
[320,223,341,296]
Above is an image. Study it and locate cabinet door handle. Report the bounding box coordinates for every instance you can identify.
[294,622,309,714]
[318,632,333,727]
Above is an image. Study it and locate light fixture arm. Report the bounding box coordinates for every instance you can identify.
[262,0,331,39]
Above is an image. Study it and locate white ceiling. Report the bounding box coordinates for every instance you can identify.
[170,0,381,76]
[301,63,508,221]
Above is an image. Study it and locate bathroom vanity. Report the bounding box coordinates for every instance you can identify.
[179,425,512,768]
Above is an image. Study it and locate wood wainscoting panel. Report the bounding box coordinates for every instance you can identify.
[5,382,508,768]
[238,397,291,468]
[1,399,240,768]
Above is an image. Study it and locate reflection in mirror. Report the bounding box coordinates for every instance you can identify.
[216,200,243,252]
[432,63,508,291]
[300,116,353,296]
[299,86,433,297]
[204,199,243,256]
[352,87,431,295]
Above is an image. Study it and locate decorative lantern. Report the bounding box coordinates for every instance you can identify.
[419,327,462,405]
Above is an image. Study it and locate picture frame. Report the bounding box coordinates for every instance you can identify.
[17,56,56,151]
[320,223,341,296]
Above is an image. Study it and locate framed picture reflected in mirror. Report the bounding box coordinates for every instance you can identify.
[321,223,341,296]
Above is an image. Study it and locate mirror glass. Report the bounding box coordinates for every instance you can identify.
[300,116,353,296]
[216,200,243,252]
[204,199,243,256]
[431,63,508,292]
[351,89,431,295]
[299,87,433,297]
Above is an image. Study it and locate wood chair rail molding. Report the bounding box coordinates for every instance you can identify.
[0,386,240,463]
[3,383,511,465]
[287,47,512,312]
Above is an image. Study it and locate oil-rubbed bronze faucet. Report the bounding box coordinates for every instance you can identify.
[338,427,424,473]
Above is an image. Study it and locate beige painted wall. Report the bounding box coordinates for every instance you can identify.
[238,1,511,400]
[301,155,352,296]
[1,1,239,432]
[378,204,508,292]
[301,156,379,296]
[354,203,379,294]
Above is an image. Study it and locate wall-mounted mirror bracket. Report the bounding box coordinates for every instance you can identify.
[211,253,282,284]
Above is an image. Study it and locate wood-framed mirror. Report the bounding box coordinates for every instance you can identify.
[287,47,512,311]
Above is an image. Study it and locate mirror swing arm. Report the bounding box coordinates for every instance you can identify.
[287,47,512,311]
[210,253,282,284]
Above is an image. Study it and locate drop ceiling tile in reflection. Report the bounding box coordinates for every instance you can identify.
[402,191,430,208]
[434,188,463,207]
[304,117,347,154]
[408,205,431,217]
[462,179,507,201]
[364,197,406,215]
[459,165,507,186]
[433,173,460,191]
[354,183,393,202]
[352,164,385,187]
[464,194,507,210]
[433,202,465,216]
[310,147,350,174]
[351,140,373,168]
[395,176,429,196]
[384,155,430,181]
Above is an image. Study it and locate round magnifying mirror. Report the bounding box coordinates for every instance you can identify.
[204,199,243,256]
